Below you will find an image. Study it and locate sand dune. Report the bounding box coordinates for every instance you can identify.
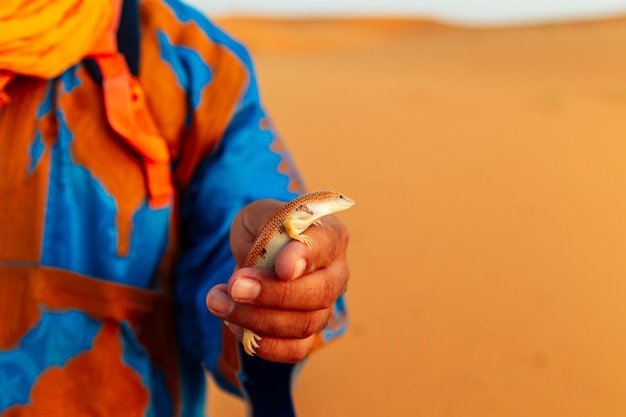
[208,16,626,417]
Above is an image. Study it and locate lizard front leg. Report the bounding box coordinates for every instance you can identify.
[283,218,313,247]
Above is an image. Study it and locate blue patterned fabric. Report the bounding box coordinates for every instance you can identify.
[0,1,347,415]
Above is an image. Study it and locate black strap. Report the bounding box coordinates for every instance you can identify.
[240,346,297,417]
[84,0,140,84]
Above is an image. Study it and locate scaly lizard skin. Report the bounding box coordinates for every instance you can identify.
[241,190,355,356]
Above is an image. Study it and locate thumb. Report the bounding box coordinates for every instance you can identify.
[229,199,284,267]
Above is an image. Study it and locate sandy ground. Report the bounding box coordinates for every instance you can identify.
[207,16,626,416]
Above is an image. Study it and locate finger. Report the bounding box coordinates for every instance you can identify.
[274,214,350,280]
[225,322,318,364]
[207,277,332,339]
[217,300,331,340]
[206,284,235,316]
[229,262,349,310]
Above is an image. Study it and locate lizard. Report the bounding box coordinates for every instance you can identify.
[240,190,355,356]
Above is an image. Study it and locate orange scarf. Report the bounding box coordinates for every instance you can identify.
[0,0,173,208]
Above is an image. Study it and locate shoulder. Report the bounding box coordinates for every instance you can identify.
[139,0,254,71]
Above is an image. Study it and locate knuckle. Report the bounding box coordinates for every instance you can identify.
[298,310,328,339]
[322,278,335,308]
[279,280,292,308]
[259,336,315,363]
[247,307,273,333]
[301,309,330,339]
[247,309,262,331]
[341,266,351,293]
[321,269,346,308]
[333,220,350,248]
[266,314,286,336]
[284,341,311,363]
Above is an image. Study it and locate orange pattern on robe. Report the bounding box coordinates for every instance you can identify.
[61,66,147,257]
[139,0,248,190]
[0,78,49,263]
[3,322,149,417]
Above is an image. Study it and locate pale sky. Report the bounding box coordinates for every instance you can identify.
[186,0,626,24]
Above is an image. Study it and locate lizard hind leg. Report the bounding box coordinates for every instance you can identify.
[242,328,262,356]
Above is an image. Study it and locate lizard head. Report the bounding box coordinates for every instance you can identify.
[331,192,355,210]
[312,190,355,214]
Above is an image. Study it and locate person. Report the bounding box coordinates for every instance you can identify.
[0,0,350,416]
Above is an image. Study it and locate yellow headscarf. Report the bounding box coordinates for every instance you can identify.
[0,0,112,78]
[0,0,173,208]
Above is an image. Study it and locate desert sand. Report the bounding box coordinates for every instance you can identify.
[208,16,626,416]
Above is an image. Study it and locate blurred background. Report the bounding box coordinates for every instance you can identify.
[188,1,626,416]
[189,0,626,24]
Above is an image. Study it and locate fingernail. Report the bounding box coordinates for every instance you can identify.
[293,258,307,279]
[207,289,235,315]
[232,278,261,301]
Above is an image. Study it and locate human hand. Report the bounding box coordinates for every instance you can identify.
[206,199,350,363]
